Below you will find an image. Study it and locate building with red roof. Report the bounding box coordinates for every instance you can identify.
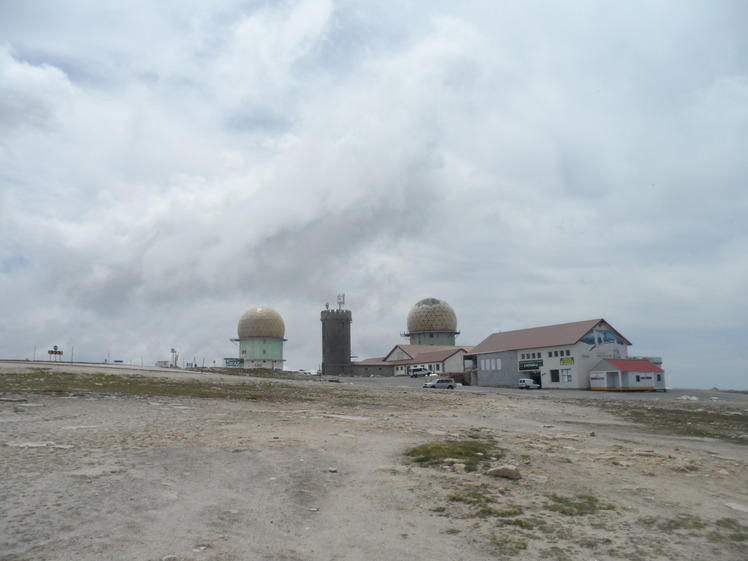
[589,358,666,391]
[464,318,635,389]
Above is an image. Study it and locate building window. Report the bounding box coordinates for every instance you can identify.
[636,375,641,382]
[562,369,572,382]
[554,351,559,357]
[263,349,266,355]
[566,350,571,356]
[521,354,526,360]
[551,369,560,383]
[548,352,552,358]
[657,374,662,382]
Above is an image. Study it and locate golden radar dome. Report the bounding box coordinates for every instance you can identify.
[237,306,285,339]
[406,298,457,333]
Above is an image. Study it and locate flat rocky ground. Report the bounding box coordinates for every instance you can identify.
[1,362,746,561]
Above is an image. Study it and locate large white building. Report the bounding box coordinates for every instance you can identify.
[464,318,632,389]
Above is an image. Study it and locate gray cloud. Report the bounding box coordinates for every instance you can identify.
[1,1,746,388]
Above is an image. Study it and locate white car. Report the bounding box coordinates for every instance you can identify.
[518,378,540,389]
[409,366,432,377]
[423,378,456,389]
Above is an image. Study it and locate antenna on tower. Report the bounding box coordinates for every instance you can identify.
[337,293,345,310]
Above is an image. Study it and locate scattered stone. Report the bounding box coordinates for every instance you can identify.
[161,556,178,561]
[328,467,338,473]
[589,431,595,437]
[726,502,748,514]
[486,465,522,480]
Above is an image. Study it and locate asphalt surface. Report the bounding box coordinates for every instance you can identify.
[341,374,748,404]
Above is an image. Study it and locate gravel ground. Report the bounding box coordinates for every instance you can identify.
[1,362,746,561]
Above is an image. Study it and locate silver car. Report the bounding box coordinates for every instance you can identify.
[423,378,456,389]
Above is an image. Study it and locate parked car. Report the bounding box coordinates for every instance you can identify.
[518,378,540,389]
[409,366,432,377]
[423,377,456,389]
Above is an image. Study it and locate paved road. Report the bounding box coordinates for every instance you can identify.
[342,374,748,404]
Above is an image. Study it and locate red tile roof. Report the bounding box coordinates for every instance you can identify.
[469,319,630,354]
[602,359,663,373]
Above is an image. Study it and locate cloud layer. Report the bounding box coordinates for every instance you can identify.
[1,1,747,387]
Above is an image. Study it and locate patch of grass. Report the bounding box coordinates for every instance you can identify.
[600,401,748,445]
[444,528,461,535]
[491,505,525,517]
[540,545,572,561]
[448,487,525,519]
[638,513,707,532]
[639,515,748,544]
[500,516,547,531]
[545,493,615,516]
[491,538,527,556]
[448,489,496,506]
[579,536,613,549]
[0,369,335,402]
[405,438,504,472]
[709,518,748,542]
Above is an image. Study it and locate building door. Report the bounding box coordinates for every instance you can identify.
[606,371,620,390]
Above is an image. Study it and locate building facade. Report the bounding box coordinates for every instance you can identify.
[590,358,666,391]
[352,344,472,378]
[465,319,631,390]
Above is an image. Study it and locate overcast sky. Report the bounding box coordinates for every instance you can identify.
[1,1,746,389]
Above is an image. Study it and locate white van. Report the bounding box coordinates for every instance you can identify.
[518,378,540,389]
[409,366,432,377]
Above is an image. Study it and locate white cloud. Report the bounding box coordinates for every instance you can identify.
[0,1,746,388]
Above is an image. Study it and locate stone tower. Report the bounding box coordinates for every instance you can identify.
[321,295,352,375]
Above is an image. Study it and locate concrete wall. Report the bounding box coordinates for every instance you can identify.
[409,331,457,345]
[351,364,395,377]
[239,337,283,360]
[469,351,520,386]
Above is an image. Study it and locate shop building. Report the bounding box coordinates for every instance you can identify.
[589,358,666,391]
[464,318,631,389]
